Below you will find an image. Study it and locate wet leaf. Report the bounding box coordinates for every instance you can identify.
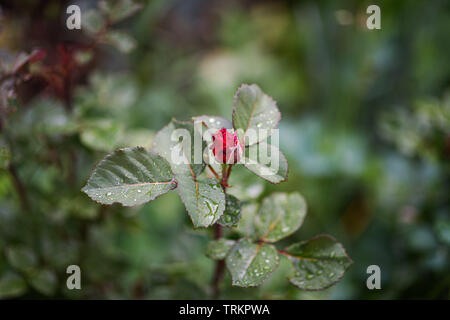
[154,119,205,176]
[193,115,233,130]
[226,239,279,287]
[206,239,236,260]
[232,84,280,145]
[284,235,353,291]
[218,194,241,227]
[243,142,288,183]
[255,192,307,242]
[82,147,176,206]
[154,120,224,227]
[236,203,259,240]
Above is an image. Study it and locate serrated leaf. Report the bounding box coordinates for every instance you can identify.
[178,177,225,228]
[82,147,176,206]
[154,119,205,176]
[154,120,224,227]
[226,239,279,287]
[284,235,353,291]
[232,84,280,145]
[236,203,259,240]
[0,272,27,299]
[6,245,38,273]
[218,194,241,227]
[255,192,307,242]
[206,239,236,260]
[243,142,288,183]
[29,269,57,296]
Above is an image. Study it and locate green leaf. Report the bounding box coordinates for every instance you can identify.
[80,119,153,152]
[99,0,142,23]
[226,239,279,287]
[24,98,78,135]
[82,9,106,34]
[29,269,57,296]
[243,142,288,183]
[193,115,232,130]
[206,239,236,260]
[154,119,205,176]
[0,144,11,170]
[80,119,124,152]
[435,217,450,246]
[82,147,177,206]
[154,120,225,227]
[0,272,27,299]
[255,192,307,242]
[104,31,137,54]
[118,129,154,149]
[284,235,353,291]
[218,194,241,227]
[232,84,280,145]
[236,203,259,240]
[6,245,38,273]
[178,177,225,228]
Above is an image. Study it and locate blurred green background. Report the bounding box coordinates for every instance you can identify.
[0,0,449,299]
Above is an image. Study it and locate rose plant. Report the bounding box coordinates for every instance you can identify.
[82,84,352,297]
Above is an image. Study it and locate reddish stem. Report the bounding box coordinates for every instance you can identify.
[211,164,233,299]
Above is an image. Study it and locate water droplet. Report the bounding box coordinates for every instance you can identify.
[203,198,219,217]
[137,189,141,193]
[106,192,112,196]
[329,272,335,278]
[306,274,314,279]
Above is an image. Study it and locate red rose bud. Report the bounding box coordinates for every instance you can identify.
[211,128,243,164]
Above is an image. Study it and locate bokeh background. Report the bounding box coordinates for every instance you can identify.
[0,0,449,299]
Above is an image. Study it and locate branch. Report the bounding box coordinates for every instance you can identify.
[211,164,234,299]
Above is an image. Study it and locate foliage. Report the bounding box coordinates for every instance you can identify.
[0,0,449,299]
[82,85,352,291]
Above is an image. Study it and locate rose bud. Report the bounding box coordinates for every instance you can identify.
[210,128,244,164]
